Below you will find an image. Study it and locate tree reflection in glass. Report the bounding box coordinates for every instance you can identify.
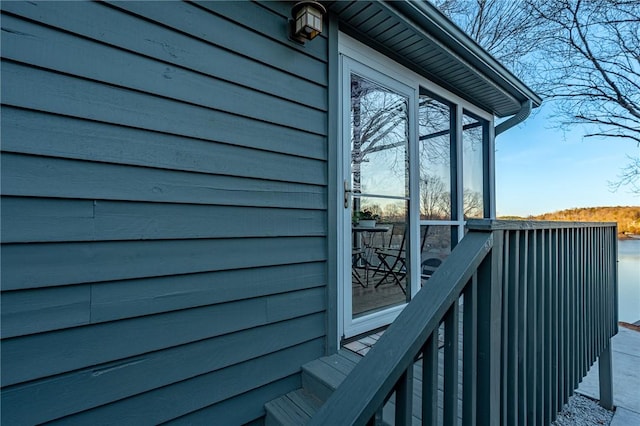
[350,73,410,316]
[351,74,408,199]
[462,112,486,219]
[419,90,453,220]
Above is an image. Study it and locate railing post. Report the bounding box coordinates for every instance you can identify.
[477,230,503,426]
[598,340,614,410]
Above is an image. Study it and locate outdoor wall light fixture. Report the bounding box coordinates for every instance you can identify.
[291,1,326,43]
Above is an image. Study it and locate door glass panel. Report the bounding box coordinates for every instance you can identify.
[351,74,408,198]
[352,196,408,318]
[419,89,453,220]
[350,72,410,320]
[462,112,486,219]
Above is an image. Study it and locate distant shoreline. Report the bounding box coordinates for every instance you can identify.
[499,206,640,238]
[620,234,640,241]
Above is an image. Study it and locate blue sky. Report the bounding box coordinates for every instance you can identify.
[495,104,640,217]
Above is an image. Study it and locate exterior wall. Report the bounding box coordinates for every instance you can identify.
[0,1,328,424]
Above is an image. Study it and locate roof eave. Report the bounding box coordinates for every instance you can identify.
[392,1,542,111]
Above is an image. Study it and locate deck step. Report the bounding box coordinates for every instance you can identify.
[265,350,360,426]
[301,350,359,401]
[264,390,317,426]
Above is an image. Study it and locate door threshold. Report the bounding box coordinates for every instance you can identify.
[341,326,387,357]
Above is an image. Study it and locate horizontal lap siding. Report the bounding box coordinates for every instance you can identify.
[0,1,328,424]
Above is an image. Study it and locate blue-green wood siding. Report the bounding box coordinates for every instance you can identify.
[0,1,328,424]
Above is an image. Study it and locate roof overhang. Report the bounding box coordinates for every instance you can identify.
[327,1,542,118]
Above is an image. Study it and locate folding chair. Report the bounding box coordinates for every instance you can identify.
[421,257,442,282]
[373,225,430,294]
[352,248,367,288]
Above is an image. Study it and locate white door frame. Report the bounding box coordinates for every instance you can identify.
[338,52,419,339]
[336,33,496,342]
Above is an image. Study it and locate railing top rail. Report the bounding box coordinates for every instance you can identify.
[467,219,618,231]
[309,231,494,426]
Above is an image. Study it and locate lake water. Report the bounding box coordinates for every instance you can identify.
[618,239,640,324]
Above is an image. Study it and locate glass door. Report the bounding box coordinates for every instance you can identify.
[341,57,416,338]
[337,35,494,341]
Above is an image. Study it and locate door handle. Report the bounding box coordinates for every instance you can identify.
[344,180,351,209]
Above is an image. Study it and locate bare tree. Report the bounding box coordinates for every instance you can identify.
[420,174,451,219]
[527,0,640,144]
[611,155,640,192]
[463,191,484,219]
[433,0,547,86]
[434,0,640,193]
[351,75,408,194]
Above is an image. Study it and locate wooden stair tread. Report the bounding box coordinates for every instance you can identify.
[265,350,361,425]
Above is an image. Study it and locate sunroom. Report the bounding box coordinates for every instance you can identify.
[328,1,542,340]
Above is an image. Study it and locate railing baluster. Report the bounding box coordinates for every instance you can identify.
[517,231,528,426]
[395,367,413,425]
[596,227,603,355]
[580,228,585,378]
[602,227,606,348]
[613,226,617,332]
[575,227,581,387]
[569,227,576,394]
[596,227,601,358]
[526,229,538,426]
[444,302,459,425]
[607,226,618,336]
[422,333,438,426]
[544,229,552,425]
[535,229,545,426]
[591,227,596,357]
[463,275,478,425]
[586,228,592,367]
[551,228,559,421]
[501,230,510,425]
[565,227,572,396]
[584,227,590,376]
[559,228,568,409]
[505,230,519,425]
[604,227,608,345]
[587,228,598,366]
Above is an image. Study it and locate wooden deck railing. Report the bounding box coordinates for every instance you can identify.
[309,220,618,425]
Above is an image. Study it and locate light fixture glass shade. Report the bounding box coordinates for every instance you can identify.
[292,1,326,41]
